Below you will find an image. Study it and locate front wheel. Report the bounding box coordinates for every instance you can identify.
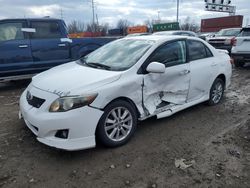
[96,100,137,147]
[207,78,225,106]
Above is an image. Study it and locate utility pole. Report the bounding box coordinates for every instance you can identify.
[157,10,160,22]
[91,0,95,26]
[60,8,63,20]
[176,0,179,23]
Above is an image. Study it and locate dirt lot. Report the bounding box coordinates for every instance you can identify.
[0,66,249,188]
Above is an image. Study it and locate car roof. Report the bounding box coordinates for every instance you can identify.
[0,18,62,22]
[122,35,196,43]
[220,28,241,31]
[153,30,195,34]
[241,27,250,30]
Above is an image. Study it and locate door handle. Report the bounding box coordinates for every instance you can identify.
[58,43,66,47]
[180,70,190,75]
[19,45,28,48]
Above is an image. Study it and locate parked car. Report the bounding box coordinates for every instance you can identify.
[0,18,117,82]
[126,33,151,37]
[207,28,241,54]
[153,30,198,37]
[198,32,216,41]
[231,27,250,67]
[19,35,232,151]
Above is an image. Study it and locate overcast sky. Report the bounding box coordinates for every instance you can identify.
[0,0,249,27]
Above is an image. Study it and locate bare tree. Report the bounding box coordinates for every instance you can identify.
[144,19,153,33]
[86,23,99,32]
[180,17,200,32]
[68,20,110,36]
[116,19,130,35]
[67,20,85,33]
[100,23,110,35]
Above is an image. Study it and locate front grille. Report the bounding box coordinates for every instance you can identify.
[208,39,226,42]
[210,43,225,48]
[26,91,45,108]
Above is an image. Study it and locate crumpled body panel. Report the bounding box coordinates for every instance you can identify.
[143,64,190,115]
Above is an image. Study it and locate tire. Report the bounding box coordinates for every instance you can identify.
[96,100,137,147]
[207,78,225,106]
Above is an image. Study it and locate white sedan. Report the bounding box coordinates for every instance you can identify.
[19,35,232,151]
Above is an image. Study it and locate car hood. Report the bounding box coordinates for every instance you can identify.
[208,36,233,41]
[32,61,122,96]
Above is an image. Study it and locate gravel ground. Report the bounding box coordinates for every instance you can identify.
[0,66,249,188]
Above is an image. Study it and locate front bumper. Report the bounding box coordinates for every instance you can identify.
[19,86,103,151]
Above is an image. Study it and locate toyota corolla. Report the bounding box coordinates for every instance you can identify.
[19,35,232,151]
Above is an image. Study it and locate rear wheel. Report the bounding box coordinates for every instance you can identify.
[96,100,137,147]
[207,78,225,106]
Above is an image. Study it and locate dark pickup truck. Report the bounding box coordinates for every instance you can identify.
[0,18,117,81]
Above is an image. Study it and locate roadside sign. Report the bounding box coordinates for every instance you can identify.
[153,22,180,32]
[127,26,148,34]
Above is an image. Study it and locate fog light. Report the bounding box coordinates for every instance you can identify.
[55,129,69,139]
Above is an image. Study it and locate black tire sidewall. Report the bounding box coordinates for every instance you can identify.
[208,78,225,106]
[96,100,137,147]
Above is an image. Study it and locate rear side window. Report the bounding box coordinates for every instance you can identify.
[30,21,61,39]
[238,29,250,37]
[0,22,24,42]
[148,41,186,67]
[187,40,213,61]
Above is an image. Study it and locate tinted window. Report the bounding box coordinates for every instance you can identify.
[217,29,241,36]
[30,21,61,39]
[149,41,186,67]
[238,29,250,37]
[188,40,213,61]
[0,22,24,42]
[205,46,213,57]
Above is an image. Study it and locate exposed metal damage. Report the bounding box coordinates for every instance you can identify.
[142,73,190,115]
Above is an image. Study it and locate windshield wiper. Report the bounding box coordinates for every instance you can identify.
[85,62,111,70]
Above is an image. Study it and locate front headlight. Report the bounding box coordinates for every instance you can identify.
[49,94,98,112]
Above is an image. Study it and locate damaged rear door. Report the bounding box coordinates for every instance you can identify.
[141,40,190,115]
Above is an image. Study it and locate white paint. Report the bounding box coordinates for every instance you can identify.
[60,38,73,43]
[19,35,232,151]
[146,62,165,73]
[21,28,36,33]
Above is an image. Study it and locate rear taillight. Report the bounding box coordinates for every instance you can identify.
[230,58,234,64]
[231,37,237,46]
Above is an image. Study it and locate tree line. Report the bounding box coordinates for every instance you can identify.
[67,17,200,35]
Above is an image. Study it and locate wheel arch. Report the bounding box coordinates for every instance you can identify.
[102,97,141,119]
[216,74,226,86]
[95,96,140,143]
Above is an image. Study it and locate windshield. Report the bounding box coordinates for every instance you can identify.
[217,29,240,36]
[80,39,154,71]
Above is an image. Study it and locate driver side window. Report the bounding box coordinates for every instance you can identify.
[148,40,186,67]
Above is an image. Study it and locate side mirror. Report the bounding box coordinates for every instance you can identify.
[146,62,165,73]
[21,28,36,33]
